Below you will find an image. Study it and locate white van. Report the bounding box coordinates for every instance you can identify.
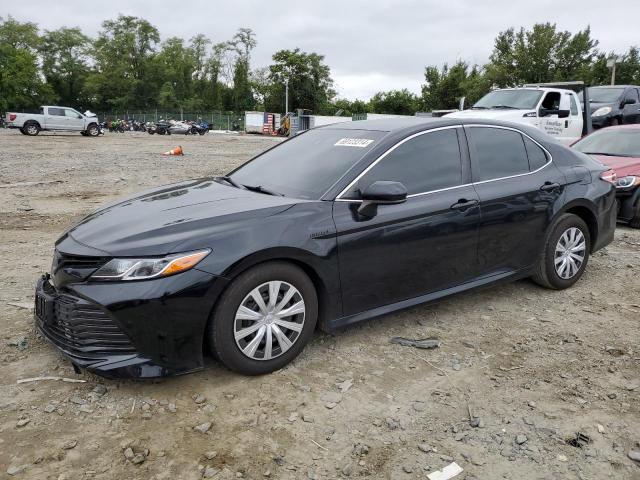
[446,86,585,145]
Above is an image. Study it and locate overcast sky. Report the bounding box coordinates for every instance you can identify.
[4,1,640,100]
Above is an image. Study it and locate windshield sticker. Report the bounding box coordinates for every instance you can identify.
[334,138,374,148]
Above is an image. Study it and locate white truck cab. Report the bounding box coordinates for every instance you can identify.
[446,85,588,145]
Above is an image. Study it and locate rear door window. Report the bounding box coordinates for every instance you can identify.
[48,108,65,116]
[468,127,530,181]
[344,128,463,197]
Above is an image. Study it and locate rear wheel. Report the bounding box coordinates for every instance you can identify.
[208,262,318,375]
[19,128,27,135]
[24,122,40,136]
[532,214,590,289]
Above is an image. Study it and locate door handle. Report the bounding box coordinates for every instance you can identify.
[540,182,560,191]
[450,199,479,211]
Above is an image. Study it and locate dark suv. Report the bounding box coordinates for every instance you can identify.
[581,85,640,128]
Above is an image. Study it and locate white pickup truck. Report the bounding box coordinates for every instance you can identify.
[446,83,592,145]
[5,106,101,136]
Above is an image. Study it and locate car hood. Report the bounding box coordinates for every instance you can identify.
[589,155,640,177]
[63,178,301,256]
[445,109,530,120]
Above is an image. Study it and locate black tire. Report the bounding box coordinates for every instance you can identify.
[208,261,318,375]
[24,122,40,136]
[532,214,591,290]
[199,130,206,135]
[629,200,640,229]
[19,128,27,135]
[610,117,620,126]
[86,124,99,137]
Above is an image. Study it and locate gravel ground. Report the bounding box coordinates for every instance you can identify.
[0,128,639,480]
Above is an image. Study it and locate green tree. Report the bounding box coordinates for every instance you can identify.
[265,48,335,113]
[229,28,256,111]
[421,61,490,111]
[40,27,91,108]
[485,23,598,86]
[368,89,419,115]
[0,16,54,111]
[86,15,160,110]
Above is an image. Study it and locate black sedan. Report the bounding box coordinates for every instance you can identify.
[35,118,617,378]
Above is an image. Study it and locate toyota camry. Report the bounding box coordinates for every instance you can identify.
[34,118,617,378]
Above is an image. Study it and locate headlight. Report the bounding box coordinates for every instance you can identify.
[591,107,612,117]
[91,249,210,281]
[616,175,640,189]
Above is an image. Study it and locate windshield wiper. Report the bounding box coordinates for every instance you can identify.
[241,184,284,196]
[217,175,242,188]
[471,106,488,109]
[491,105,519,109]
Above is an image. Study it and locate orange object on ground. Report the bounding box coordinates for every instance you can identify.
[163,146,184,156]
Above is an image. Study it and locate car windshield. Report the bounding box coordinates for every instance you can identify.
[580,88,625,103]
[573,129,640,157]
[473,90,543,110]
[228,128,386,199]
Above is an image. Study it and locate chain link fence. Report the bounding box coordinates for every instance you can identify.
[98,111,245,131]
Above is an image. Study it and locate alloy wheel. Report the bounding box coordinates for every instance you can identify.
[234,281,305,361]
[554,227,586,279]
[27,125,38,135]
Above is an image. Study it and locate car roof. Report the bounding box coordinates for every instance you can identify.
[590,124,640,131]
[590,85,639,89]
[319,116,547,137]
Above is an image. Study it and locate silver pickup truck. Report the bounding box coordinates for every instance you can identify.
[5,106,101,136]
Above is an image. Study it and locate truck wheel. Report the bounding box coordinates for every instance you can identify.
[19,128,27,135]
[24,122,40,136]
[86,124,100,137]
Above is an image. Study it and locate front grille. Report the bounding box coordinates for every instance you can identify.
[52,250,110,286]
[40,294,135,356]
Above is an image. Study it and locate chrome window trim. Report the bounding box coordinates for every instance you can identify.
[335,123,554,203]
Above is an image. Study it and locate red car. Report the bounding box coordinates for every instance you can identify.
[572,125,640,227]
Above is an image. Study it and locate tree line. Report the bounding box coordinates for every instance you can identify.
[1,15,639,116]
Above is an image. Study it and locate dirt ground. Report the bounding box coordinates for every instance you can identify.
[0,128,639,480]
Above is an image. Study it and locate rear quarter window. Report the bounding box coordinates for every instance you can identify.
[523,137,549,171]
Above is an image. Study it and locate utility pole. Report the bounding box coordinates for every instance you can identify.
[607,57,619,85]
[285,78,289,114]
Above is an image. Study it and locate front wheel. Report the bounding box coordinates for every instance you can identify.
[86,124,100,137]
[629,196,640,228]
[532,214,590,289]
[208,262,318,375]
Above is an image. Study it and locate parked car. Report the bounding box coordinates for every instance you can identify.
[572,124,640,227]
[34,118,617,378]
[446,86,584,145]
[579,85,640,128]
[5,106,101,136]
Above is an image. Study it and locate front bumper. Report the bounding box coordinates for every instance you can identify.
[616,187,640,222]
[591,116,611,129]
[34,269,228,378]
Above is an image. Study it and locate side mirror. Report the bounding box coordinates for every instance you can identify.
[77,114,83,119]
[558,109,570,118]
[621,98,636,108]
[357,181,407,217]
